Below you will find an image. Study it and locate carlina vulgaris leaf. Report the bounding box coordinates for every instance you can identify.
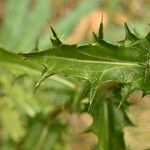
[50,25,62,47]
[34,65,55,92]
[34,72,55,93]
[88,87,98,111]
[93,13,104,42]
[46,19,62,47]
[98,12,104,40]
[124,22,139,42]
[93,16,119,49]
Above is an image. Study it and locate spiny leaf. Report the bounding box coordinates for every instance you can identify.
[124,22,139,43]
[0,23,150,150]
[20,31,149,90]
[98,13,104,40]
[89,86,133,150]
[39,0,102,49]
[93,15,103,42]
[50,25,62,47]
[21,46,143,88]
[35,72,54,92]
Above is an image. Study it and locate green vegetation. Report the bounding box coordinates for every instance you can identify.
[0,0,149,150]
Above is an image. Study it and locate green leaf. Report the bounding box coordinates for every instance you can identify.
[0,20,150,150]
[93,14,104,42]
[39,0,102,49]
[1,24,150,93]
[124,23,139,43]
[89,86,132,150]
[20,42,147,90]
[50,25,62,47]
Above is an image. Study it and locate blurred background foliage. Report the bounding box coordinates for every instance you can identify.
[0,0,150,150]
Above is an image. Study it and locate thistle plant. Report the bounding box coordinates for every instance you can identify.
[0,17,150,149]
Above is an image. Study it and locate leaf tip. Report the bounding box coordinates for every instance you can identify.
[124,22,132,37]
[49,25,62,47]
[98,13,104,40]
[124,22,138,42]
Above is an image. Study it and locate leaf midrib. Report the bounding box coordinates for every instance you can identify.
[43,55,142,67]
